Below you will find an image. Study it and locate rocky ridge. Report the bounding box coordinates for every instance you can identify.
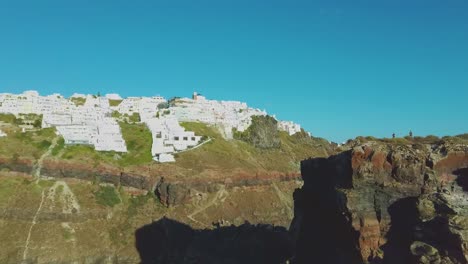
[291,140,468,263]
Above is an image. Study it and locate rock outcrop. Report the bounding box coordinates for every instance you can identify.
[290,141,468,263]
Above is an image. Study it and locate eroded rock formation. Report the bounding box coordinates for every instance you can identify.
[290,141,468,263]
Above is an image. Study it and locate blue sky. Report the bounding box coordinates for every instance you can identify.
[0,0,467,142]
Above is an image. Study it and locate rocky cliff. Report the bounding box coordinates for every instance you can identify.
[290,141,468,263]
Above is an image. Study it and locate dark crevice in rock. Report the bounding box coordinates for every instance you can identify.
[291,154,363,264]
[381,197,419,264]
[454,168,468,192]
[374,191,382,223]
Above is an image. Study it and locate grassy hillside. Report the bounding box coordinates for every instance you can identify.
[0,119,332,177]
[155,122,331,176]
[0,174,299,263]
[0,127,57,160]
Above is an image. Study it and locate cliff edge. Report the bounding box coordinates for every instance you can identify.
[291,140,468,263]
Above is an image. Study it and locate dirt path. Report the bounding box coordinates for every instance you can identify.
[175,137,213,154]
[22,188,46,262]
[187,185,228,227]
[47,181,81,214]
[33,135,60,182]
[21,180,81,262]
[272,182,294,219]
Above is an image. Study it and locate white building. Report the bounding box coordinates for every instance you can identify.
[167,92,267,139]
[56,125,94,145]
[70,93,87,99]
[278,121,302,136]
[145,117,202,162]
[94,117,127,152]
[105,93,123,100]
[0,129,6,137]
[0,90,308,157]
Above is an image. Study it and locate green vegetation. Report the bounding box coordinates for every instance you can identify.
[61,145,95,160]
[59,122,153,167]
[36,139,52,150]
[443,134,468,145]
[118,122,153,166]
[111,111,121,118]
[129,113,141,123]
[109,99,123,107]
[94,185,121,207]
[120,113,141,123]
[352,134,447,146]
[127,192,156,217]
[456,134,468,140]
[174,122,331,174]
[234,115,280,149]
[1,113,330,175]
[70,97,86,106]
[157,102,169,109]
[63,229,73,240]
[0,113,43,127]
[0,127,57,159]
[0,113,19,124]
[51,137,65,156]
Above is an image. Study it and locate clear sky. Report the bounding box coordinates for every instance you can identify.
[0,0,467,142]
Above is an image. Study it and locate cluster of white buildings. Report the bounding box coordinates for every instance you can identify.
[167,93,302,137]
[167,93,266,138]
[145,117,202,162]
[0,91,127,152]
[113,96,166,122]
[277,120,302,136]
[0,90,304,162]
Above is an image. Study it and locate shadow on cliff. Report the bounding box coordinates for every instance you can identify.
[135,217,293,264]
[291,154,364,264]
[380,197,419,264]
[454,168,468,191]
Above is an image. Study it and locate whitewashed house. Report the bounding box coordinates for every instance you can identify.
[278,121,302,135]
[105,93,123,100]
[94,117,127,152]
[138,97,167,122]
[146,117,202,162]
[70,93,87,99]
[42,113,73,128]
[56,125,94,145]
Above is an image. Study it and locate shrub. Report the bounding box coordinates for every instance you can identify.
[51,137,65,156]
[109,99,123,107]
[0,113,17,124]
[33,119,42,128]
[70,97,86,106]
[37,140,52,150]
[129,113,141,123]
[95,185,121,207]
[234,115,280,149]
[157,102,169,109]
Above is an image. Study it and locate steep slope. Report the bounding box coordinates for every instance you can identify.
[290,139,468,263]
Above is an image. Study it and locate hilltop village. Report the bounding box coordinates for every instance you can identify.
[0,91,302,162]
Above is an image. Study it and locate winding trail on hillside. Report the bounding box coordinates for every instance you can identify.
[20,137,82,262]
[22,188,46,262]
[33,135,60,182]
[187,185,228,227]
[175,137,212,154]
[47,181,81,214]
[272,182,294,219]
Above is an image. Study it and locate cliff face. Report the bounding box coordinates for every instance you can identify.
[290,142,468,264]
